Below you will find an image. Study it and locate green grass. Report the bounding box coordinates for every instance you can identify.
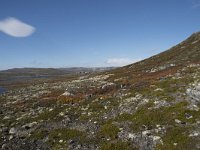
[98,123,120,140]
[101,141,136,150]
[176,104,200,123]
[116,102,188,132]
[33,107,66,121]
[89,102,105,111]
[156,126,193,150]
[48,128,86,149]
[30,129,48,140]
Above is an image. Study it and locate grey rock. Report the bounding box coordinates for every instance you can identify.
[9,128,17,135]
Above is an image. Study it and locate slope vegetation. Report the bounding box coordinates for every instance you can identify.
[1,32,200,150]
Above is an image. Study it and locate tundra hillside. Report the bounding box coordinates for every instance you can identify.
[1,32,200,150]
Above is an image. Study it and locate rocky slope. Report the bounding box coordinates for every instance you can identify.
[0,32,200,150]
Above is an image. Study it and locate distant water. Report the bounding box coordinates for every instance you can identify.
[0,87,6,95]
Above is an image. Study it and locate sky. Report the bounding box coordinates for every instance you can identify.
[0,0,200,70]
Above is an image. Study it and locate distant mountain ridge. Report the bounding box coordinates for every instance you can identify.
[0,67,116,76]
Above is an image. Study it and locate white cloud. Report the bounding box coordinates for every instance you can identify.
[106,58,140,67]
[0,17,35,37]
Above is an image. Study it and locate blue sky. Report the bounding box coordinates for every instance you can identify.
[0,0,200,70]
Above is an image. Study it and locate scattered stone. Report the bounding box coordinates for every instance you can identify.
[142,130,151,136]
[154,88,163,92]
[62,91,73,96]
[128,133,136,140]
[189,131,199,137]
[9,128,17,134]
[175,119,182,124]
[22,122,37,130]
[59,112,65,116]
[49,108,53,111]
[152,136,161,142]
[9,135,14,140]
[59,140,64,143]
[185,113,193,119]
[174,143,177,146]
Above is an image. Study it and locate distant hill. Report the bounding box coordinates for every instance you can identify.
[108,32,200,85]
[0,67,115,89]
[0,67,116,76]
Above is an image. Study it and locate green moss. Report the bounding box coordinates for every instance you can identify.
[79,114,90,121]
[108,98,120,107]
[19,106,68,126]
[98,123,120,139]
[148,76,195,102]
[116,113,133,122]
[176,107,200,123]
[0,116,16,127]
[49,128,85,141]
[116,102,188,132]
[101,141,136,150]
[48,128,86,148]
[89,102,105,112]
[52,143,68,150]
[79,98,120,122]
[30,129,48,140]
[156,126,193,150]
[34,107,66,121]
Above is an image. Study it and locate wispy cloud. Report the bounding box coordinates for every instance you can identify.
[191,0,200,8]
[0,17,35,37]
[106,58,140,67]
[30,60,44,67]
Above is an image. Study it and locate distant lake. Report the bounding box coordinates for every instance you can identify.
[0,87,6,95]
